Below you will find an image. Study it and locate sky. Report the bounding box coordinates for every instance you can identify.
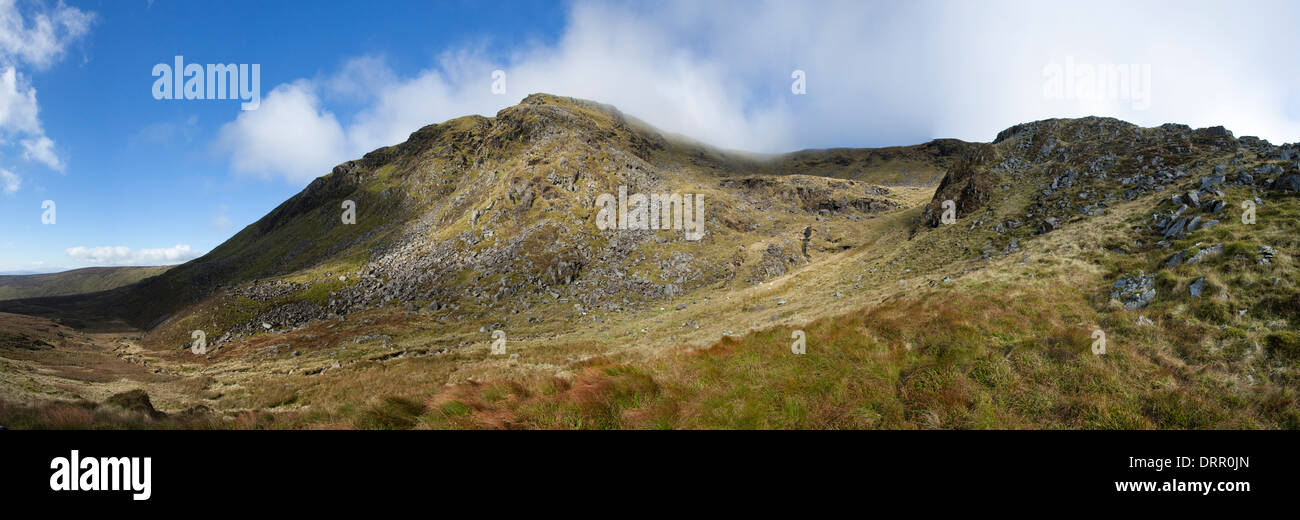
[0,0,1297,272]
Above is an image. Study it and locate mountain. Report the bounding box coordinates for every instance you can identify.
[1,93,970,344]
[0,266,172,301]
[1,94,1298,430]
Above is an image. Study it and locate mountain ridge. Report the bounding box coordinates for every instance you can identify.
[4,93,1300,430]
[1,94,967,334]
[6,94,1294,346]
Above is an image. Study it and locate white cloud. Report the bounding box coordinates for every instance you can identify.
[66,245,202,266]
[216,81,348,182]
[21,135,60,170]
[217,0,1300,184]
[324,55,397,102]
[0,167,17,193]
[0,1,93,184]
[0,65,38,133]
[0,66,65,175]
[0,0,94,69]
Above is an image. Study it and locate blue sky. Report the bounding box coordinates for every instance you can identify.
[1,0,1298,272]
[0,0,567,272]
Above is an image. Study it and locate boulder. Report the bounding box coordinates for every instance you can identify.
[1164,250,1187,267]
[104,389,165,419]
[1185,244,1224,264]
[1271,172,1300,192]
[1037,217,1059,234]
[1259,245,1277,264]
[1111,272,1157,310]
[1162,216,1189,238]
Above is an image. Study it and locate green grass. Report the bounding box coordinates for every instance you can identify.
[391,264,1296,430]
[353,396,426,430]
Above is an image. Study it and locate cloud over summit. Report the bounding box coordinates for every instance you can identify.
[216,0,1300,185]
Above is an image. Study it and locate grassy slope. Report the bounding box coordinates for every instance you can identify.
[383,187,1300,430]
[24,182,1289,431]
[0,266,171,301]
[291,122,1300,430]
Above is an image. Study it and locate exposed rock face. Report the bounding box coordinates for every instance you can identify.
[747,240,804,284]
[921,145,997,227]
[717,176,899,215]
[921,116,1242,240]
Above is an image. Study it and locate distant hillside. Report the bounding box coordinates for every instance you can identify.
[0,266,172,301]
